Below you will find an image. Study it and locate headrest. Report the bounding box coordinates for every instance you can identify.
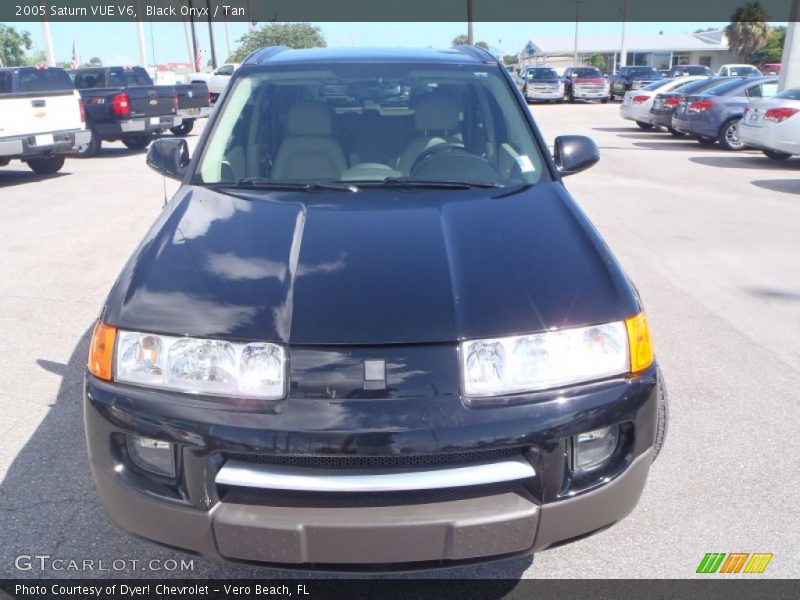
[414,94,460,131]
[287,100,333,136]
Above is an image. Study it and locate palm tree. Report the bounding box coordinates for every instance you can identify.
[725,1,770,62]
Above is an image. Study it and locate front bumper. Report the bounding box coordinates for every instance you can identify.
[572,89,610,100]
[0,129,90,159]
[85,362,659,569]
[525,88,563,101]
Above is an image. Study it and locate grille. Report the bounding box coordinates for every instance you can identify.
[219,480,533,508]
[223,446,527,470]
[575,84,605,91]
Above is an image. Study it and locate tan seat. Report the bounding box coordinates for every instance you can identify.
[397,95,461,175]
[271,100,347,181]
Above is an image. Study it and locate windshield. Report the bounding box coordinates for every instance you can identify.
[629,67,659,77]
[681,66,711,75]
[196,62,547,188]
[572,68,602,78]
[527,68,558,80]
[726,66,760,76]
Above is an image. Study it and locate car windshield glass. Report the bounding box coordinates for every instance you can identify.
[572,68,601,77]
[706,79,749,95]
[195,62,547,188]
[727,66,760,76]
[630,67,658,77]
[528,69,558,80]
[775,87,800,100]
[643,79,670,91]
[17,68,74,92]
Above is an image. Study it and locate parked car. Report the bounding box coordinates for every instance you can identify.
[667,65,713,77]
[759,63,781,76]
[73,66,179,157]
[85,45,666,570]
[522,67,564,103]
[671,76,778,150]
[739,86,800,159]
[0,66,89,174]
[608,66,661,100]
[716,64,762,77]
[562,66,610,102]
[619,76,705,129]
[650,77,732,134]
[188,62,240,101]
[171,81,211,136]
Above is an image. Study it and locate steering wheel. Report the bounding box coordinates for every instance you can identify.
[410,142,467,174]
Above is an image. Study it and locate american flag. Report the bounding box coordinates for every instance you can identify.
[69,41,79,70]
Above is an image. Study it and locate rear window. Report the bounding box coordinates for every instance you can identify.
[643,79,670,91]
[705,79,747,96]
[16,68,74,93]
[669,78,716,94]
[107,67,153,86]
[726,66,761,77]
[775,87,800,101]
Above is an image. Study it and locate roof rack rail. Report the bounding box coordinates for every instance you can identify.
[243,46,291,65]
[452,44,499,65]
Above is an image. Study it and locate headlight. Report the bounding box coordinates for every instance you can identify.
[461,321,629,398]
[115,330,286,400]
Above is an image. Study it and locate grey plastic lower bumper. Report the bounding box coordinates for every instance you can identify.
[91,449,651,567]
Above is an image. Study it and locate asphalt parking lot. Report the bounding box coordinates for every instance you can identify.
[0,102,798,579]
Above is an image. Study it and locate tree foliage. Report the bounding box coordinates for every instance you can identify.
[451,34,489,51]
[230,23,326,62]
[725,1,770,62]
[748,26,785,64]
[584,53,606,70]
[0,24,33,67]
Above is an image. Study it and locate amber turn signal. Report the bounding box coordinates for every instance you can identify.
[88,321,117,381]
[625,312,654,373]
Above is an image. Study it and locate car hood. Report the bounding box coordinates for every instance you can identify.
[103,183,637,345]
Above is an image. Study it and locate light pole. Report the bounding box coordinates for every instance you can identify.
[619,0,630,73]
[779,0,800,91]
[467,0,474,45]
[573,1,582,65]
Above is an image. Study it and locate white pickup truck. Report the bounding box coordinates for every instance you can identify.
[188,63,240,101]
[0,66,90,174]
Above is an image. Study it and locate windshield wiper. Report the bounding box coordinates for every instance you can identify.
[211,178,359,192]
[366,177,501,189]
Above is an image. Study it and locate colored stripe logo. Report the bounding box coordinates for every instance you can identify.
[697,553,773,574]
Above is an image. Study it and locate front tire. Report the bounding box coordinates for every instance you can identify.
[601,97,609,104]
[636,121,655,130]
[26,155,65,174]
[718,118,746,151]
[763,149,791,160]
[122,134,153,150]
[653,366,669,461]
[74,129,100,158]
[169,119,195,136]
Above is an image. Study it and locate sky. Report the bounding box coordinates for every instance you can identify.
[2,21,745,67]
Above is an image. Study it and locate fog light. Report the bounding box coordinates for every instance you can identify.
[127,435,176,478]
[571,426,619,471]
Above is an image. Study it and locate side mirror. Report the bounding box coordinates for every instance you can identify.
[147,138,190,180]
[553,135,599,176]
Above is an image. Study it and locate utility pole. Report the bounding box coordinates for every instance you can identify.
[779,0,800,91]
[573,1,582,65]
[467,0,474,45]
[206,0,218,69]
[133,0,147,68]
[619,0,630,73]
[187,0,200,71]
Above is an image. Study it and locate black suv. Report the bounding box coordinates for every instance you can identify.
[609,66,662,100]
[85,46,667,570]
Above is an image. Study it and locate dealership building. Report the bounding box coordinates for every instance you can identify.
[519,30,739,74]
